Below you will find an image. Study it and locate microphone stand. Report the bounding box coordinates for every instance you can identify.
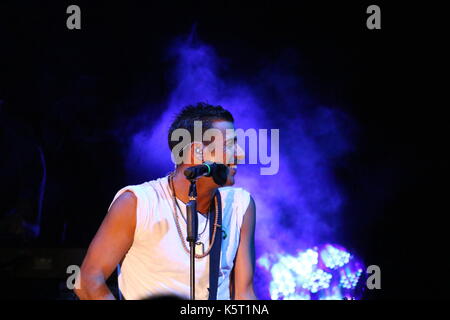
[185,178,198,300]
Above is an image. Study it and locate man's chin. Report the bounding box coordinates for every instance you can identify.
[224,175,235,186]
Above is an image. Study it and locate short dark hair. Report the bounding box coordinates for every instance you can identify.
[168,102,234,157]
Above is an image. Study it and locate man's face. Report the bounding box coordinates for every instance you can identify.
[202,120,245,186]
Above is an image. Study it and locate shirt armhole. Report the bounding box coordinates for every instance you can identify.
[109,185,150,241]
[237,188,251,231]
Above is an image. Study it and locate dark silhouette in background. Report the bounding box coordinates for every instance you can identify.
[0,102,44,244]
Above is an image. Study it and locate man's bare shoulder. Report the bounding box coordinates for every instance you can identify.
[109,191,137,216]
[118,190,137,202]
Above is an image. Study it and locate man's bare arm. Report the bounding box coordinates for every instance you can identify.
[74,191,136,300]
[232,195,257,300]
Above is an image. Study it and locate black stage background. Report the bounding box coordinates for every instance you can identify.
[0,1,446,300]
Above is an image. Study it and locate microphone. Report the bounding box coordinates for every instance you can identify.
[184,161,229,186]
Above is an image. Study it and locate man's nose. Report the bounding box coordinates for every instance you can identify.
[235,144,245,164]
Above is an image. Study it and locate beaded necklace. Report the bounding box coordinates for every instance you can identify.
[168,173,219,258]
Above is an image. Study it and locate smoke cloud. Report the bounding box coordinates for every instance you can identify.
[124,31,357,297]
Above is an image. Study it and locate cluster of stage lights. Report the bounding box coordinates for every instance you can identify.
[257,244,364,300]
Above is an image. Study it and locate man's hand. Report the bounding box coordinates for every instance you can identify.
[74,191,136,300]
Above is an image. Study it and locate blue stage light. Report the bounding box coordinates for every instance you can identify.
[257,244,365,300]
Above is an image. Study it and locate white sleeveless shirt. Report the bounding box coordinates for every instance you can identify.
[109,176,251,300]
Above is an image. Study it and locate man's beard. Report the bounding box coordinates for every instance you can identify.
[224,171,236,186]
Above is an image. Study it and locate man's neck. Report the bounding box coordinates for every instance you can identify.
[171,167,217,215]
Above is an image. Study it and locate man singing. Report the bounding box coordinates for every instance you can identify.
[75,102,257,300]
